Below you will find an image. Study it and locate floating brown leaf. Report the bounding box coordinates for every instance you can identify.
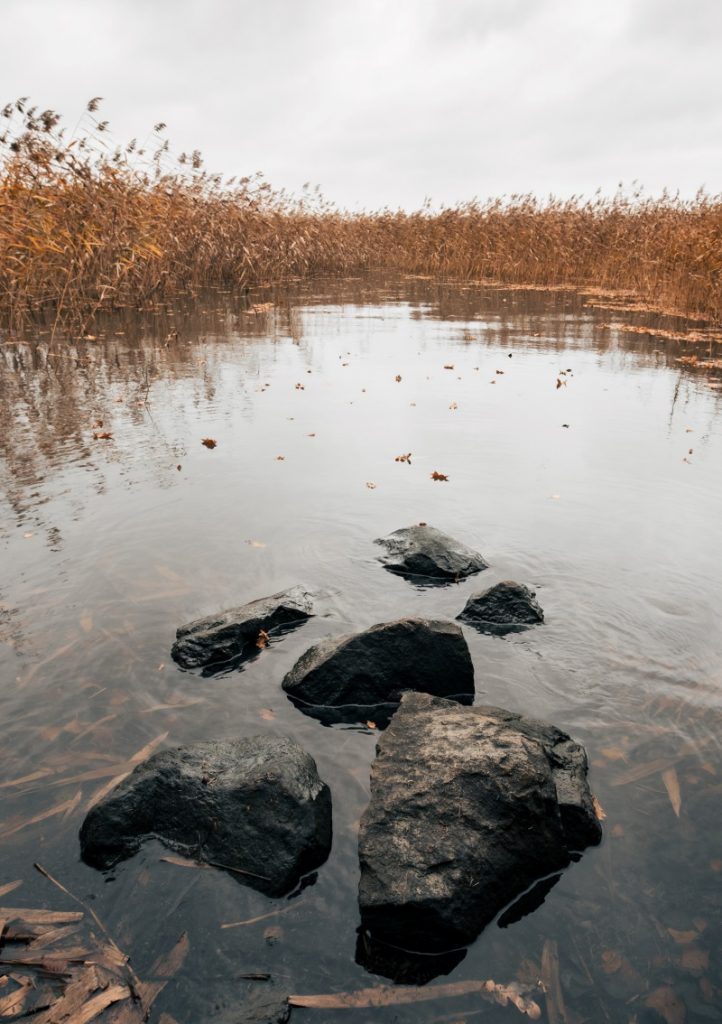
[394,453,412,463]
[394,374,402,382]
[256,629,270,649]
[431,471,449,481]
[662,767,682,817]
[645,985,686,1024]
[366,482,377,489]
[201,438,217,449]
[93,431,113,440]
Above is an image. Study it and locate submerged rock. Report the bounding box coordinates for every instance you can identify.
[457,580,544,635]
[375,524,488,582]
[80,735,332,897]
[358,692,601,951]
[282,618,474,714]
[171,586,313,670]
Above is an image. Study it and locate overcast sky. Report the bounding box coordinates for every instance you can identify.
[2,0,722,209]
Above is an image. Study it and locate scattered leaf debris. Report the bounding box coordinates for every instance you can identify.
[201,438,217,449]
[431,471,449,482]
[394,453,412,463]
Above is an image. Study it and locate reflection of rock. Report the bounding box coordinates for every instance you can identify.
[80,735,332,897]
[375,524,488,582]
[457,580,544,635]
[355,927,466,985]
[171,587,313,671]
[359,693,601,952]
[285,699,411,731]
[282,619,474,713]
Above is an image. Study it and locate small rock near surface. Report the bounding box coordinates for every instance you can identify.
[359,692,601,951]
[171,586,313,670]
[457,580,544,634]
[80,735,332,897]
[282,618,474,709]
[375,524,488,582]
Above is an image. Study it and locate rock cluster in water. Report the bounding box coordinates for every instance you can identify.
[171,586,313,670]
[80,735,332,897]
[282,617,474,710]
[358,691,601,951]
[457,580,544,634]
[82,522,596,991]
[375,524,488,581]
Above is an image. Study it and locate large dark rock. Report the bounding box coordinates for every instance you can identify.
[358,692,601,951]
[282,619,474,715]
[80,735,332,897]
[457,580,544,635]
[375,524,488,583]
[171,587,313,671]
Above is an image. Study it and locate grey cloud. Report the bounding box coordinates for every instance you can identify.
[1,0,720,208]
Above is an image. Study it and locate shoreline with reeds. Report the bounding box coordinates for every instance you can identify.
[2,98,721,336]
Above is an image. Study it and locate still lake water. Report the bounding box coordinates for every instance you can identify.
[1,276,722,1022]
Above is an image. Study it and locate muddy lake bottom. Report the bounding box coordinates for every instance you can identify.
[1,276,722,1022]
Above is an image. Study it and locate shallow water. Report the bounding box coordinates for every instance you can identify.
[1,276,722,1022]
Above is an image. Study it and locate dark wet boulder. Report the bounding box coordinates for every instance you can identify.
[282,618,474,713]
[375,524,488,582]
[457,580,544,635]
[171,586,313,670]
[358,692,601,952]
[80,735,332,897]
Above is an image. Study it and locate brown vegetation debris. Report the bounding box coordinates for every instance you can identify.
[431,471,449,481]
[201,438,217,449]
[394,452,412,463]
[289,978,541,1017]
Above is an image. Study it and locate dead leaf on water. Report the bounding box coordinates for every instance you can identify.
[431,471,449,481]
[667,927,698,945]
[366,482,377,489]
[394,375,402,382]
[645,984,686,1024]
[259,708,275,721]
[256,630,270,650]
[662,767,682,817]
[201,438,217,449]
[394,453,412,463]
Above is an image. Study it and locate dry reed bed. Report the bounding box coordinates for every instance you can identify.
[2,99,722,334]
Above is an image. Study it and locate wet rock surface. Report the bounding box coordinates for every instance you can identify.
[358,692,601,952]
[457,580,544,634]
[80,735,332,897]
[375,524,488,582]
[171,586,313,671]
[282,618,474,714]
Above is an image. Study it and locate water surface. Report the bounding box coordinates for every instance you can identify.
[1,276,722,1022]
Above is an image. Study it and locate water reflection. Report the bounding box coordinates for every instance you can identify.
[1,275,722,1022]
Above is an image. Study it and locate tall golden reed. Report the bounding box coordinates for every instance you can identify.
[1,98,721,333]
